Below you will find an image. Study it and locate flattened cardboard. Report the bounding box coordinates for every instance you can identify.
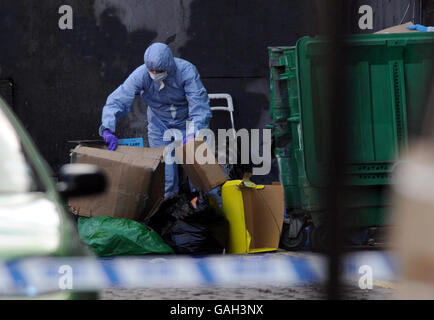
[375,22,417,34]
[241,184,284,251]
[75,143,164,159]
[175,139,228,191]
[68,145,165,221]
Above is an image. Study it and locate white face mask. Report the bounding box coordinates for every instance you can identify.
[149,71,168,82]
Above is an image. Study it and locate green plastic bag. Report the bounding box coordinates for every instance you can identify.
[78,216,174,257]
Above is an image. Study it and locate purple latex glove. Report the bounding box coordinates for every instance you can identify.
[182,134,195,145]
[103,129,118,151]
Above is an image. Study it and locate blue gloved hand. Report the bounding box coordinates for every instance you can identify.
[407,24,428,32]
[182,134,195,145]
[103,129,118,151]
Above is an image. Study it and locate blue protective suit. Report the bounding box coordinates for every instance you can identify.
[99,43,212,197]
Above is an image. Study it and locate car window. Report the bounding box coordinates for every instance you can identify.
[0,107,43,193]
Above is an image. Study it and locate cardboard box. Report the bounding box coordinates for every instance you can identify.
[68,145,165,221]
[375,22,417,34]
[221,179,284,254]
[175,139,228,192]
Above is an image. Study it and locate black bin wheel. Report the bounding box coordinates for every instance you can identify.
[279,222,307,251]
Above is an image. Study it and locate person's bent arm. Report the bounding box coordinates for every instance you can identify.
[183,64,212,139]
[99,65,146,136]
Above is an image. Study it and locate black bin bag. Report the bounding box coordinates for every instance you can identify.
[148,191,228,255]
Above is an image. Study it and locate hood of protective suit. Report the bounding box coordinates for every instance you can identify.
[144,43,176,74]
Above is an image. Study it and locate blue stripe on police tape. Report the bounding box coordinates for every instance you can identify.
[0,252,397,296]
[196,260,215,284]
[100,261,121,288]
[290,258,320,283]
[5,261,27,291]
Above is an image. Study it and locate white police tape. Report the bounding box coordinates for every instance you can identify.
[0,252,397,297]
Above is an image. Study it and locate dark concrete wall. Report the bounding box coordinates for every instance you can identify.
[0,0,422,183]
[423,0,434,25]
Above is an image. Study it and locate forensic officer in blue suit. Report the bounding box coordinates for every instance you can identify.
[99,43,212,197]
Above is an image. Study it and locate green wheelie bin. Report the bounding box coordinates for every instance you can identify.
[268,32,434,250]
